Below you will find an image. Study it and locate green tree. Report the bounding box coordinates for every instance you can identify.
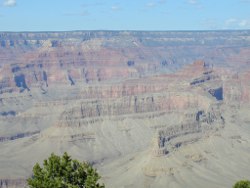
[27,152,104,188]
[233,180,250,188]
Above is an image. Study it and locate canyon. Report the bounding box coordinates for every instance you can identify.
[0,31,250,188]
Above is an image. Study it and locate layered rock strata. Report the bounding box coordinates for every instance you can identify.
[0,31,250,188]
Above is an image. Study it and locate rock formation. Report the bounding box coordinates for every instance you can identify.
[0,31,250,188]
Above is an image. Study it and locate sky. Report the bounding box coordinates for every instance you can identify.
[0,0,250,31]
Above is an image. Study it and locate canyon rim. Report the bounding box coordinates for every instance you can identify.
[0,30,250,188]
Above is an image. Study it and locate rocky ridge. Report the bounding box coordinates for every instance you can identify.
[0,31,250,188]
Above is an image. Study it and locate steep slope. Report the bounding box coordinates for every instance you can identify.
[0,31,250,188]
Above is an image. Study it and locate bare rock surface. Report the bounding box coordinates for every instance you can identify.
[0,31,250,188]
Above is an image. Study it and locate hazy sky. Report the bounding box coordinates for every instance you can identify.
[0,0,250,31]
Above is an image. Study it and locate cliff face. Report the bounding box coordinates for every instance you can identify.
[1,30,250,93]
[0,31,250,188]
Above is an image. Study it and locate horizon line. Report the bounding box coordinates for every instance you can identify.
[0,29,250,33]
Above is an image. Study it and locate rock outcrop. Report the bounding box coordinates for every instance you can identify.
[1,31,250,188]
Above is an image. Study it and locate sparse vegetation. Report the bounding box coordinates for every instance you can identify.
[233,180,250,188]
[27,152,104,188]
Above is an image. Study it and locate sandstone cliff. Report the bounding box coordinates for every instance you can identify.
[0,31,250,188]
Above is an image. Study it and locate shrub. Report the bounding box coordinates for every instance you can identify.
[233,180,250,188]
[27,152,104,188]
